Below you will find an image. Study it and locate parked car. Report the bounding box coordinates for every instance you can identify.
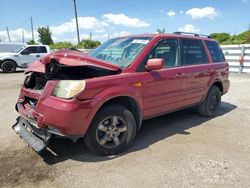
[13,32,230,155]
[0,45,50,72]
[0,43,25,53]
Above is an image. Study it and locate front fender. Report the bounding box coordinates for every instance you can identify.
[80,85,143,132]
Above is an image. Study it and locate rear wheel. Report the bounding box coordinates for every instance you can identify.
[1,60,17,73]
[84,104,136,155]
[198,86,221,117]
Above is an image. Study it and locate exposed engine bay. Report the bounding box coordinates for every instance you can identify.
[24,58,120,90]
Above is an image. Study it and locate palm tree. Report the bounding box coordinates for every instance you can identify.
[156,28,165,34]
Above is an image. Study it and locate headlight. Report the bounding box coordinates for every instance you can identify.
[52,80,86,99]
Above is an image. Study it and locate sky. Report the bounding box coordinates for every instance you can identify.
[0,0,250,43]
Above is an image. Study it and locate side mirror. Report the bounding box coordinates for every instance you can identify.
[145,58,164,71]
[20,49,30,55]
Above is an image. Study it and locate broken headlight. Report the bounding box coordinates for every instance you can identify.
[52,80,86,99]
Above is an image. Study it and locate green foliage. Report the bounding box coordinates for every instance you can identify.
[156,28,165,34]
[75,39,101,49]
[210,30,250,44]
[50,40,101,50]
[27,40,36,45]
[236,30,250,43]
[37,26,53,45]
[209,33,231,44]
[50,42,74,49]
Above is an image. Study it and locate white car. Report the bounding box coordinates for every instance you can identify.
[0,45,50,72]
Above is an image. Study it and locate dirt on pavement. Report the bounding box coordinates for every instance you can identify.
[0,71,249,188]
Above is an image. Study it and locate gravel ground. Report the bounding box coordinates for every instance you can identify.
[0,71,249,188]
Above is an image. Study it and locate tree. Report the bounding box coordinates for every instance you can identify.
[209,33,231,44]
[76,39,101,49]
[27,40,36,45]
[50,42,74,49]
[236,30,250,43]
[37,26,53,45]
[156,28,165,34]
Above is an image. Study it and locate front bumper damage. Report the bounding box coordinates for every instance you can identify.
[12,116,51,152]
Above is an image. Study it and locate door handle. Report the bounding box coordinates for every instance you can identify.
[176,73,185,77]
[36,55,40,57]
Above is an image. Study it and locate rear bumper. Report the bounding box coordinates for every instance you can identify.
[223,80,230,94]
[12,116,51,152]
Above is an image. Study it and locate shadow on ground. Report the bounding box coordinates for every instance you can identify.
[40,102,236,165]
[0,70,24,74]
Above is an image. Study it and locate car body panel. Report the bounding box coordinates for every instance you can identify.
[14,34,230,139]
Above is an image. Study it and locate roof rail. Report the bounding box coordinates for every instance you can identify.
[173,32,212,38]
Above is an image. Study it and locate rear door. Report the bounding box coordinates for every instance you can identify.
[180,39,211,106]
[37,46,48,58]
[141,38,186,118]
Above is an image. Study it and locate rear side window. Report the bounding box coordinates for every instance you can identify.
[38,46,47,53]
[205,41,225,62]
[181,39,208,65]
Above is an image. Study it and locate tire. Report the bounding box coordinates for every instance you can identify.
[198,86,221,117]
[1,60,17,73]
[84,104,137,156]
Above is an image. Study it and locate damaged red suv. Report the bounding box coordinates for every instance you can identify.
[13,32,230,155]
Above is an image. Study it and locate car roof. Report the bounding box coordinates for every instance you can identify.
[118,33,215,42]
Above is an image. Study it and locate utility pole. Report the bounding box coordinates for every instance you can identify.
[6,27,11,42]
[30,17,34,41]
[73,0,80,44]
[89,32,92,40]
[22,29,25,43]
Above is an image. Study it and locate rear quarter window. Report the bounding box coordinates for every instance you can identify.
[205,41,225,63]
[38,46,47,53]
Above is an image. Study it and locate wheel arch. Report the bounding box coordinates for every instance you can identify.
[1,59,18,67]
[210,81,223,94]
[95,96,142,132]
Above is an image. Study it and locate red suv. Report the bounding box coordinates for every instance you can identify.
[13,32,230,155]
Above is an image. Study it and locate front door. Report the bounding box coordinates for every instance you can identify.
[141,39,186,118]
[20,46,39,67]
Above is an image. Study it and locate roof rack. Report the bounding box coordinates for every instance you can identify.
[173,32,212,38]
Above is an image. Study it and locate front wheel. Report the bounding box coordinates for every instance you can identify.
[84,104,137,156]
[198,86,221,117]
[1,60,17,73]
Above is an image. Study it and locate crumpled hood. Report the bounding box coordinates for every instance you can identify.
[25,49,120,73]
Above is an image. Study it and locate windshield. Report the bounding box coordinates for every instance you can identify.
[89,37,151,68]
[15,46,26,53]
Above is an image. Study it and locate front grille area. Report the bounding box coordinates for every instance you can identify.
[24,96,38,107]
[24,73,47,90]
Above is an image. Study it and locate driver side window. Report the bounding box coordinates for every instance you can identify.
[138,39,180,71]
[21,47,38,54]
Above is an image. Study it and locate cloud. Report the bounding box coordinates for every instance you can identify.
[186,7,218,20]
[51,17,106,36]
[102,13,150,27]
[0,14,148,43]
[0,28,35,42]
[180,10,184,14]
[167,10,176,17]
[178,24,201,33]
[242,0,248,3]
